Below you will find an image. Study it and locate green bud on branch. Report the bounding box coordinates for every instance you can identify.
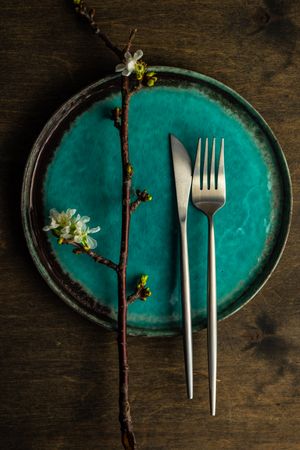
[112,106,122,129]
[137,274,148,289]
[130,190,153,212]
[146,71,158,87]
[126,163,134,178]
[127,274,152,304]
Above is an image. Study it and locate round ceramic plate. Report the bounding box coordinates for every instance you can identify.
[22,67,292,336]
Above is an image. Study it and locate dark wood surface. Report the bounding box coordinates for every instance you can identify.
[1,1,299,449]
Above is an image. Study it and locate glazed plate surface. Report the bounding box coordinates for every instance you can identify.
[22,67,292,336]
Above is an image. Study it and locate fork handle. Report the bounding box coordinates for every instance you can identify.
[208,215,217,416]
[180,221,193,400]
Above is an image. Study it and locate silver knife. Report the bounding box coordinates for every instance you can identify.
[170,134,193,400]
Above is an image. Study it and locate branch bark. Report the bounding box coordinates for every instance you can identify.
[117,75,137,450]
[62,240,118,271]
[124,28,138,53]
[127,292,140,304]
[130,190,152,213]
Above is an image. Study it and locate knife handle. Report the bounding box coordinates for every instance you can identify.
[180,221,193,400]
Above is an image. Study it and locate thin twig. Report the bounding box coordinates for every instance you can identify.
[72,4,141,448]
[124,28,138,53]
[127,287,150,304]
[130,190,151,213]
[127,292,140,304]
[131,81,143,94]
[75,1,123,59]
[62,240,118,271]
[130,198,142,213]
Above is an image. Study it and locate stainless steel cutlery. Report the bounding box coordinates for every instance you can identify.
[171,135,226,414]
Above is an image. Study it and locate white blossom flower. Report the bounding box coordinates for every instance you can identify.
[43,208,76,232]
[43,209,100,250]
[73,219,100,250]
[115,50,143,77]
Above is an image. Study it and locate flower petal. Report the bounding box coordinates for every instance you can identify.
[115,63,126,72]
[80,216,90,223]
[43,225,51,231]
[76,222,87,232]
[122,68,131,76]
[86,236,97,249]
[61,227,72,239]
[50,218,59,228]
[133,49,143,61]
[124,51,132,60]
[50,209,59,220]
[66,209,76,218]
[88,226,101,234]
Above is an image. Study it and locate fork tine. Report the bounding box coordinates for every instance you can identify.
[192,138,201,196]
[210,138,216,189]
[202,138,208,190]
[217,138,225,191]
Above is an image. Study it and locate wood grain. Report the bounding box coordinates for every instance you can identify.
[0,1,299,449]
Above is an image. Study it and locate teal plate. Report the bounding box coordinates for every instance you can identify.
[22,67,292,336]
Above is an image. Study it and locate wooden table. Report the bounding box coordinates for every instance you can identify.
[1,1,299,449]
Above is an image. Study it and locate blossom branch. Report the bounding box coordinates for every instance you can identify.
[67,3,158,448]
[43,208,118,271]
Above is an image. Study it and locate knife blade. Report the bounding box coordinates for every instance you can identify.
[170,134,193,400]
[170,135,192,223]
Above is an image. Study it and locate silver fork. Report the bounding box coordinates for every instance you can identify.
[192,137,226,416]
